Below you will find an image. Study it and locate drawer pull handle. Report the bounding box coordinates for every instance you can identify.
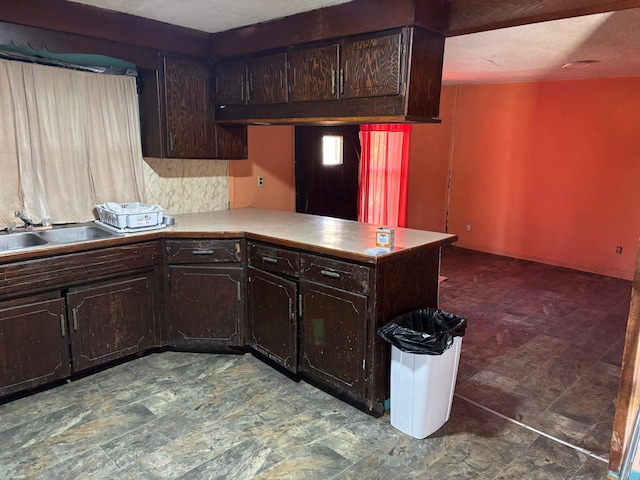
[72,308,79,331]
[60,314,66,337]
[193,250,214,255]
[321,270,341,279]
[262,256,278,264]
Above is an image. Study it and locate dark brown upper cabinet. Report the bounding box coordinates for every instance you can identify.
[139,56,248,159]
[163,56,215,158]
[215,53,288,107]
[247,52,288,105]
[214,59,247,106]
[213,26,444,124]
[288,44,339,103]
[340,31,402,99]
[214,124,248,159]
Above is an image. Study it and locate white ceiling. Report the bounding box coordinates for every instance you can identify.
[443,8,640,84]
[67,0,354,34]
[68,0,640,84]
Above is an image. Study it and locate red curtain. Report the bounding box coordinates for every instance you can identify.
[358,124,411,227]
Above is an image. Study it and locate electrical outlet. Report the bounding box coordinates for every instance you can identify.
[257,175,264,187]
[466,224,472,232]
[616,246,623,254]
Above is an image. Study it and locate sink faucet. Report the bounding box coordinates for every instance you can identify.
[14,211,34,228]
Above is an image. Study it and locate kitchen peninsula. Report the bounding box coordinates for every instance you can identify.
[0,208,456,416]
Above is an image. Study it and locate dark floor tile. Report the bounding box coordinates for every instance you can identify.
[47,404,157,461]
[114,450,185,479]
[253,443,353,480]
[579,418,616,459]
[440,397,538,454]
[35,447,119,480]
[98,409,206,470]
[333,453,421,479]
[570,456,610,479]
[537,346,600,389]
[493,436,586,480]
[0,440,60,479]
[547,382,616,426]
[0,403,96,453]
[101,424,172,469]
[527,410,590,445]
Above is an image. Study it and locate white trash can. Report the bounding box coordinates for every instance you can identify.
[390,336,463,439]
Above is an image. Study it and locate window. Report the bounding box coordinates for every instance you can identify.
[0,58,145,227]
[322,135,344,166]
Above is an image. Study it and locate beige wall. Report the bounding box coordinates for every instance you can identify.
[229,126,295,212]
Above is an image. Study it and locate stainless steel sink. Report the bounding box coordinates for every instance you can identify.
[0,232,49,251]
[0,223,121,253]
[37,224,119,244]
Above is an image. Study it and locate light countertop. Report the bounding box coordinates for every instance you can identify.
[1,208,457,263]
[165,208,457,260]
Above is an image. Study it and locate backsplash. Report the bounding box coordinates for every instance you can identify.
[143,158,229,214]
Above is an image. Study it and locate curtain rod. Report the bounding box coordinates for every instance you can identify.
[0,50,137,77]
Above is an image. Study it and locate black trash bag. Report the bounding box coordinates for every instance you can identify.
[378,307,467,355]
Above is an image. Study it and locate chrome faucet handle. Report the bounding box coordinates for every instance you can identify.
[14,211,34,227]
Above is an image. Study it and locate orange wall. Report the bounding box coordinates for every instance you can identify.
[447,77,640,280]
[406,85,456,232]
[234,78,640,279]
[229,125,295,212]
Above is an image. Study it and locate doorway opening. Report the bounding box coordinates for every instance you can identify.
[294,126,361,220]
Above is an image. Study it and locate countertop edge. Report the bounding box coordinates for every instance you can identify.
[0,210,457,264]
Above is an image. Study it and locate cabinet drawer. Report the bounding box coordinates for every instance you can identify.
[248,242,299,277]
[300,254,369,294]
[165,239,241,264]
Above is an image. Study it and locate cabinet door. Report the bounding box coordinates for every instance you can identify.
[247,53,288,105]
[0,297,70,396]
[341,31,403,99]
[214,125,248,159]
[169,265,243,346]
[248,267,298,372]
[214,59,246,106]
[67,275,154,372]
[299,281,367,397]
[164,57,214,158]
[289,44,339,102]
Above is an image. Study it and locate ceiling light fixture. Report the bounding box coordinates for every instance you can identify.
[562,60,600,69]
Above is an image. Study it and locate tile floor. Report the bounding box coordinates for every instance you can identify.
[0,246,632,479]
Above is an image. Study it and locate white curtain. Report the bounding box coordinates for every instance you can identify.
[0,59,145,227]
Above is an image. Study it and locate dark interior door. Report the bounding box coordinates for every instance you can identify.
[295,126,360,220]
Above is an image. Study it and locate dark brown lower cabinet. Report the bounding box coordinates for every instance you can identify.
[298,280,368,398]
[248,267,298,372]
[0,233,443,416]
[169,265,243,346]
[66,274,155,372]
[0,297,70,396]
